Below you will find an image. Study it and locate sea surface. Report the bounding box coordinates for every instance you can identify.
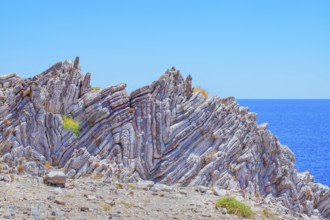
[237,99,330,187]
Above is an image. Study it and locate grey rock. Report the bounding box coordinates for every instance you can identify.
[0,174,11,182]
[87,195,96,201]
[235,195,244,202]
[213,187,227,197]
[151,183,173,192]
[0,163,9,171]
[105,199,116,206]
[66,169,76,178]
[24,161,39,176]
[178,189,188,195]
[43,170,66,185]
[196,186,208,193]
[137,180,155,190]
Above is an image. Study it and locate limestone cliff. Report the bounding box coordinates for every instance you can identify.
[0,57,329,218]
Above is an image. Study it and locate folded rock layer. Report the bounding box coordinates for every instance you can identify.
[0,57,329,218]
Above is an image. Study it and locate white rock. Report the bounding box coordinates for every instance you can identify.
[214,187,227,197]
[196,186,208,193]
[43,170,66,185]
[151,183,173,192]
[137,180,154,190]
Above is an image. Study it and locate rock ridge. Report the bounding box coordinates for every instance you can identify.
[0,57,329,218]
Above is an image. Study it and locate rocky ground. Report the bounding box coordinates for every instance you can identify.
[0,173,323,220]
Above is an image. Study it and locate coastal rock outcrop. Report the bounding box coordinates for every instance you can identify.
[0,57,329,218]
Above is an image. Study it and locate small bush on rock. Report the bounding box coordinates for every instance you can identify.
[44,161,53,171]
[17,165,25,173]
[92,87,101,91]
[215,197,253,218]
[93,173,104,180]
[62,116,80,137]
[193,86,208,98]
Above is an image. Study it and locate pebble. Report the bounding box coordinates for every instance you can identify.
[47,196,55,201]
[178,189,187,195]
[87,195,96,201]
[49,187,63,195]
[80,207,90,212]
[105,199,116,206]
[54,199,66,206]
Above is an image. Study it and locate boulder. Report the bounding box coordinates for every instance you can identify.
[214,187,227,197]
[43,171,66,186]
[24,161,39,176]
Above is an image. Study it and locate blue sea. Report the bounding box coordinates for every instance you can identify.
[237,100,330,187]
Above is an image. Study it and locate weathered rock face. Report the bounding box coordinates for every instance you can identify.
[0,57,329,218]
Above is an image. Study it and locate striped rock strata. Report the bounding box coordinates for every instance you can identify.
[0,57,329,218]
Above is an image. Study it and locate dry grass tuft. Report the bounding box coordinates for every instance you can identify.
[201,152,217,169]
[305,188,313,200]
[193,86,208,98]
[101,203,112,211]
[127,183,137,189]
[4,119,11,125]
[18,157,26,163]
[119,200,135,208]
[64,194,74,198]
[262,208,276,219]
[10,174,15,182]
[159,74,169,81]
[93,173,104,180]
[44,161,53,171]
[17,165,25,173]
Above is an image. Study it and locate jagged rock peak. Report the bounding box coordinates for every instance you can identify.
[0,57,329,218]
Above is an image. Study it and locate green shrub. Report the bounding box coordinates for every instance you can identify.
[215,197,253,218]
[92,87,101,91]
[62,116,80,137]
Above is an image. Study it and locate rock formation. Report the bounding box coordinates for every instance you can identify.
[0,57,329,218]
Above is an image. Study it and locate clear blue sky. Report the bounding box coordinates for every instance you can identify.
[1,1,329,98]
